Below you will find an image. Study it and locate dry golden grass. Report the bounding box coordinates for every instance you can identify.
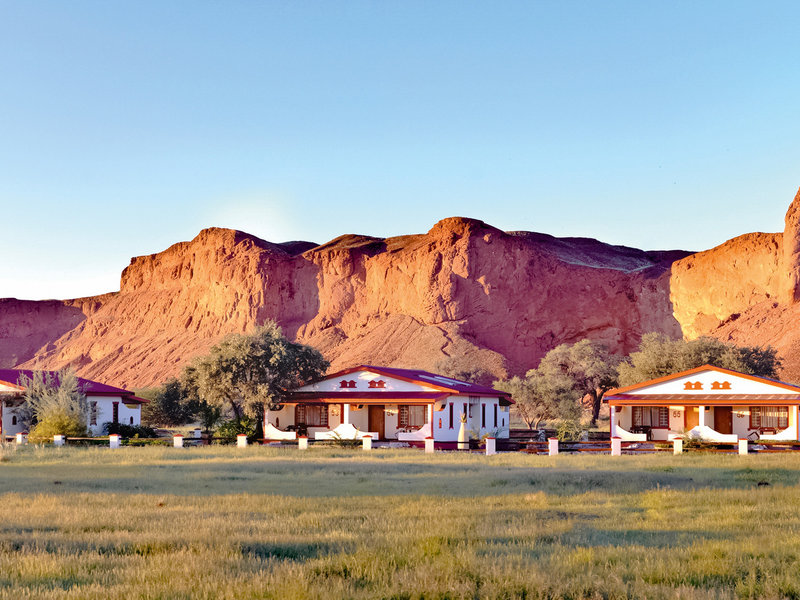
[1,445,799,599]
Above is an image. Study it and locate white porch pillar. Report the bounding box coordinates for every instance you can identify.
[609,406,617,438]
[343,404,351,425]
[796,405,800,441]
[611,437,622,456]
[428,404,434,431]
[698,405,706,428]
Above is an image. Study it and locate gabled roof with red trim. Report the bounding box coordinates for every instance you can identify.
[606,364,800,397]
[0,369,148,402]
[325,365,510,397]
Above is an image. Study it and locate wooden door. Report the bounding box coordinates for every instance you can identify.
[685,406,699,430]
[715,406,733,434]
[368,405,385,440]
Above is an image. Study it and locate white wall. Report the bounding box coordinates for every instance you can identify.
[1,401,25,436]
[614,404,800,441]
[266,404,297,429]
[668,407,684,434]
[2,395,141,437]
[268,397,509,441]
[434,396,508,442]
[88,396,141,435]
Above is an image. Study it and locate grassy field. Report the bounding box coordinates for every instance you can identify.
[1,445,800,599]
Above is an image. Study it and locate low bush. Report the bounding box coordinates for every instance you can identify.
[103,422,158,438]
[28,412,87,443]
[215,417,257,442]
[556,419,583,442]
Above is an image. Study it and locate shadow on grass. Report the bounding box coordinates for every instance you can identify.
[1,452,799,497]
[241,540,343,561]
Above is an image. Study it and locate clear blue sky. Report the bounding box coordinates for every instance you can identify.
[1,1,799,300]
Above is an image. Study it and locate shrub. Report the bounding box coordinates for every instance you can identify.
[103,422,158,438]
[17,369,87,432]
[215,417,257,442]
[325,432,361,448]
[28,412,87,443]
[556,419,583,442]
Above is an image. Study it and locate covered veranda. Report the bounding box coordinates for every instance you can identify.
[606,365,800,443]
[264,393,446,442]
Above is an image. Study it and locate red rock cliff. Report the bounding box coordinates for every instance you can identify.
[0,218,688,388]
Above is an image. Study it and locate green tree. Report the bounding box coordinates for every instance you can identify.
[141,378,194,427]
[495,367,578,430]
[536,339,620,426]
[617,333,782,387]
[181,321,329,429]
[17,369,88,440]
[434,358,495,386]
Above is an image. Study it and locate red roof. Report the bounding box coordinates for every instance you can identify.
[606,364,800,396]
[0,369,148,402]
[607,393,800,406]
[297,365,513,405]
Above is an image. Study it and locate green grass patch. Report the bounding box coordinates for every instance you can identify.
[1,446,800,598]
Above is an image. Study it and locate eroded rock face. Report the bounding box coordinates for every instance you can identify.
[661,187,800,382]
[669,232,783,339]
[783,188,800,304]
[0,218,688,388]
[667,187,800,342]
[8,187,800,388]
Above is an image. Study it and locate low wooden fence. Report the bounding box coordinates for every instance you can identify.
[519,439,800,455]
[6,432,800,455]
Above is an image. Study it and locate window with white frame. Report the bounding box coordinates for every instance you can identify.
[632,406,669,428]
[750,406,788,431]
[295,404,329,427]
[398,405,427,429]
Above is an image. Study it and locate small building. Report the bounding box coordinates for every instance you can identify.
[266,365,513,447]
[0,369,148,439]
[606,365,800,442]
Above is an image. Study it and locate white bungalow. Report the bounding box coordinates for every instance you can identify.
[606,365,800,443]
[0,369,148,439]
[265,365,513,448]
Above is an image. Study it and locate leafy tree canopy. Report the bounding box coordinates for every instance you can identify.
[434,358,495,386]
[141,378,195,427]
[534,339,620,426]
[494,370,577,430]
[181,321,329,421]
[17,369,87,433]
[617,333,782,387]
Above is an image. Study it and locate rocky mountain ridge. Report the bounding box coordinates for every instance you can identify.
[2,188,799,387]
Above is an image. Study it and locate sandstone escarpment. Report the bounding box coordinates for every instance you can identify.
[664,187,800,382]
[7,187,800,388]
[668,187,800,342]
[783,188,800,304]
[669,232,783,339]
[1,217,689,388]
